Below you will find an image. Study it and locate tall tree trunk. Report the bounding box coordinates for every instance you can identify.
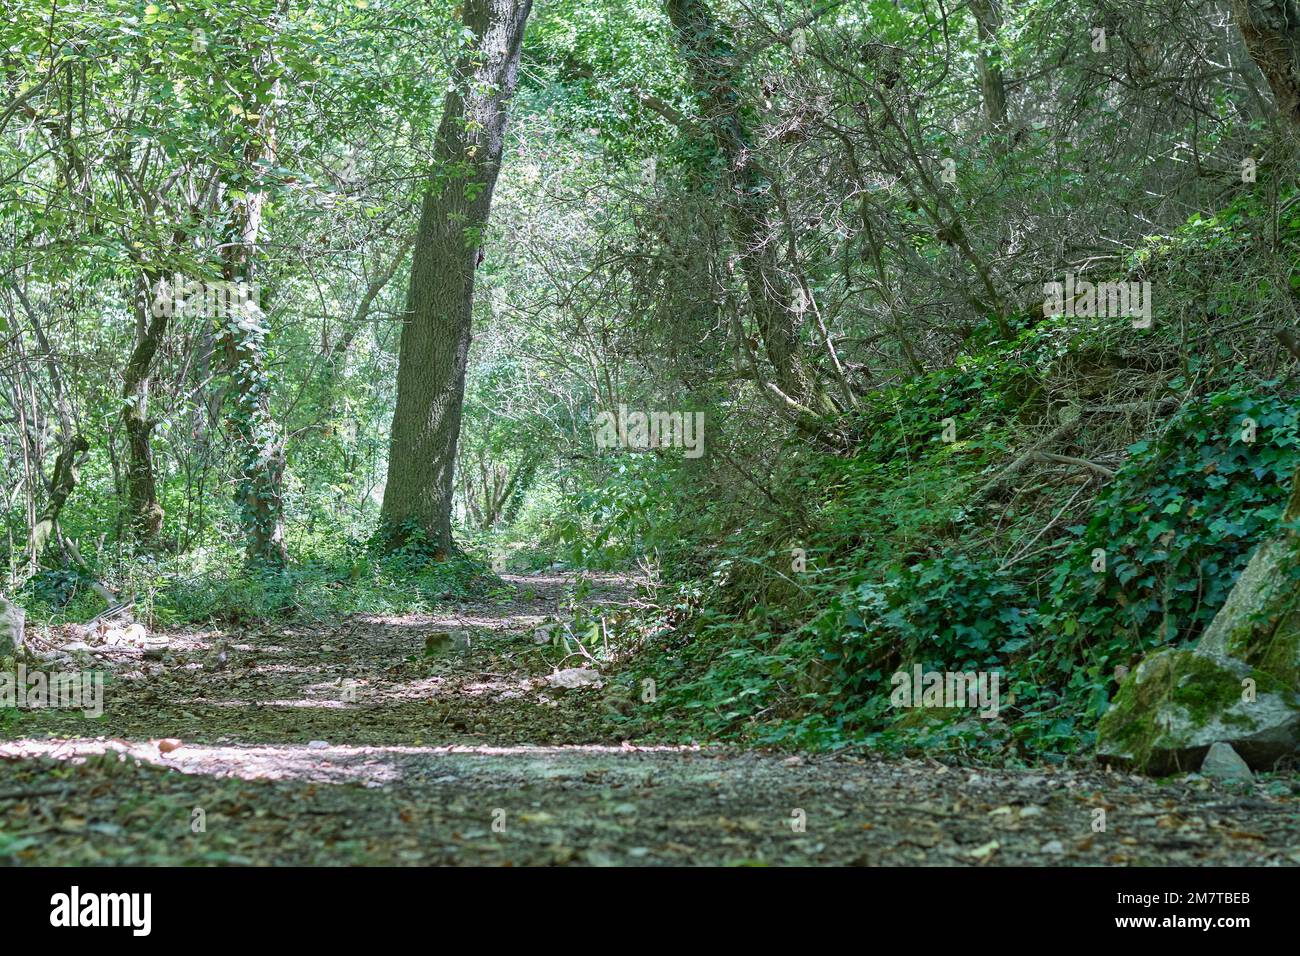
[1232,0,1300,130]
[220,78,287,569]
[664,0,824,411]
[380,0,532,552]
[122,272,167,543]
[970,0,1009,136]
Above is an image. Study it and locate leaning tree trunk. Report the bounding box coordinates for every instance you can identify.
[1232,0,1300,130]
[11,284,87,567]
[379,0,532,553]
[665,0,826,413]
[28,433,89,566]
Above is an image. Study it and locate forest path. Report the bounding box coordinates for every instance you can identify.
[2,572,1299,865]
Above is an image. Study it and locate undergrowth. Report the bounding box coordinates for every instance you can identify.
[17,527,498,628]
[597,191,1300,762]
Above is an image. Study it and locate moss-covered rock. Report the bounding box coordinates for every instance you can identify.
[1199,536,1300,674]
[1096,647,1300,773]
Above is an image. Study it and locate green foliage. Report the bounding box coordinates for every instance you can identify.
[620,338,1300,759]
[18,569,90,612]
[7,0,1300,780]
[840,552,1038,690]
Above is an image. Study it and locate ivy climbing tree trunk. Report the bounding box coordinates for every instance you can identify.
[221,193,287,568]
[379,0,532,553]
[220,60,287,569]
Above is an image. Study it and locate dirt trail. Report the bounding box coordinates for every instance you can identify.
[2,573,1299,865]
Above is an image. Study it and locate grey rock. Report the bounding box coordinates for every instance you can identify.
[1198,538,1294,661]
[0,595,24,657]
[547,667,602,690]
[425,630,472,657]
[1200,742,1254,783]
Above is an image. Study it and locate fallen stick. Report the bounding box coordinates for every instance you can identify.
[86,602,133,627]
[1034,451,1116,479]
[969,418,1081,505]
[970,397,1179,504]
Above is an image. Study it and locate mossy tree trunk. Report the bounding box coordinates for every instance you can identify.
[122,271,168,544]
[664,0,820,408]
[1232,0,1300,130]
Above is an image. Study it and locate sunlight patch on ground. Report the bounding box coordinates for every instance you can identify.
[0,738,708,787]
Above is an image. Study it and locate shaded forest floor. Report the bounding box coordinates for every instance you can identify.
[3,573,1300,865]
